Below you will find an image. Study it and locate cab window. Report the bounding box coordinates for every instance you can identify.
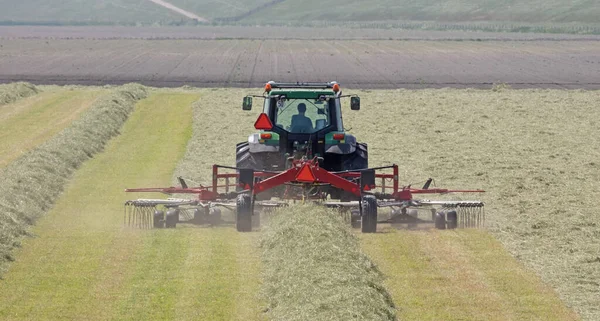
[274,98,330,134]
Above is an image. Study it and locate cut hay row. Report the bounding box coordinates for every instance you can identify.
[0,83,147,274]
[0,82,39,106]
[261,205,396,321]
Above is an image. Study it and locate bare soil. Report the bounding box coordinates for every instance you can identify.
[0,37,598,89]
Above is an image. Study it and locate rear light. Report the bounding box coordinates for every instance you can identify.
[333,133,345,140]
[260,133,272,139]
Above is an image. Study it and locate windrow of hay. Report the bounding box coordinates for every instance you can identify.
[0,84,147,274]
[0,82,39,106]
[261,205,396,321]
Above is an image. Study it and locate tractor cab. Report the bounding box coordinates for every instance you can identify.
[240,82,365,172]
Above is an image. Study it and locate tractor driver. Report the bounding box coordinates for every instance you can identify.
[290,103,313,133]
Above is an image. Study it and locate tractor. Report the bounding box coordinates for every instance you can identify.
[124,82,484,233]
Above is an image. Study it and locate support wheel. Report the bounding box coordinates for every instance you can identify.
[236,193,253,232]
[350,209,361,229]
[165,208,179,228]
[446,210,457,229]
[361,195,378,233]
[435,212,446,230]
[153,210,165,229]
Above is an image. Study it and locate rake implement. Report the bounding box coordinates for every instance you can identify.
[124,160,484,232]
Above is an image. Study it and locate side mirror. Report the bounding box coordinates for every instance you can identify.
[350,96,360,110]
[242,96,252,110]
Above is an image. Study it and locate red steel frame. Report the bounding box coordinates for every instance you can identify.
[126,158,484,202]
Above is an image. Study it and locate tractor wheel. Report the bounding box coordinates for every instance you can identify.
[236,143,280,172]
[153,210,165,229]
[361,195,378,233]
[341,143,368,170]
[434,212,446,230]
[447,210,458,229]
[236,193,252,232]
[165,208,179,228]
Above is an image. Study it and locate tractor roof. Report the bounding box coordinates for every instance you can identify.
[264,81,340,98]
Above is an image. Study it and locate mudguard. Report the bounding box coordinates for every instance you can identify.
[325,134,357,155]
[247,134,279,153]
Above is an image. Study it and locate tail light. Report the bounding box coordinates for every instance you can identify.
[333,133,345,140]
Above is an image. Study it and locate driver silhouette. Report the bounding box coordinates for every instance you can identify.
[290,103,313,133]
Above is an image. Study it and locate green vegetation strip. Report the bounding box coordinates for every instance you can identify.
[261,205,396,321]
[0,91,265,320]
[0,84,147,274]
[0,88,103,168]
[361,229,578,321]
[0,82,39,106]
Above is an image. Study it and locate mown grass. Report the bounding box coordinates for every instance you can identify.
[344,88,599,320]
[192,88,597,319]
[0,88,104,168]
[0,82,38,106]
[0,90,265,320]
[361,229,578,320]
[0,84,147,275]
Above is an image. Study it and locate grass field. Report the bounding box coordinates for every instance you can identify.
[0,0,598,34]
[0,91,263,320]
[170,88,592,319]
[361,229,578,320]
[0,87,103,168]
[0,86,597,320]
[243,0,600,24]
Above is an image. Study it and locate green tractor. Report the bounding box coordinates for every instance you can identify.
[237,81,366,200]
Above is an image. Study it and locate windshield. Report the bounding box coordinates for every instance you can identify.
[274,98,330,134]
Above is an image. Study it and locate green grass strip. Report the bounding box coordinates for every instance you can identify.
[0,91,195,320]
[0,89,104,168]
[0,83,147,274]
[261,205,396,321]
[0,82,39,106]
[360,229,579,321]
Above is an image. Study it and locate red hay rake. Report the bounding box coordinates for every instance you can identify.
[124,158,484,232]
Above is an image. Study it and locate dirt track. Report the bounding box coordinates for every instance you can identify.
[0,37,598,89]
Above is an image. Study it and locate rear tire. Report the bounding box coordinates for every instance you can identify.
[236,193,252,232]
[361,195,378,233]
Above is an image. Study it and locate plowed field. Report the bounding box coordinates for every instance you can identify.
[0,38,598,89]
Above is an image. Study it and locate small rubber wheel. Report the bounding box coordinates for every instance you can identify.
[236,193,252,232]
[350,210,361,229]
[165,208,179,228]
[435,212,446,230]
[447,210,458,229]
[361,195,378,233]
[193,208,208,225]
[153,210,165,229]
[209,208,222,226]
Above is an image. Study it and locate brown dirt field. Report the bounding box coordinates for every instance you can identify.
[0,38,598,89]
